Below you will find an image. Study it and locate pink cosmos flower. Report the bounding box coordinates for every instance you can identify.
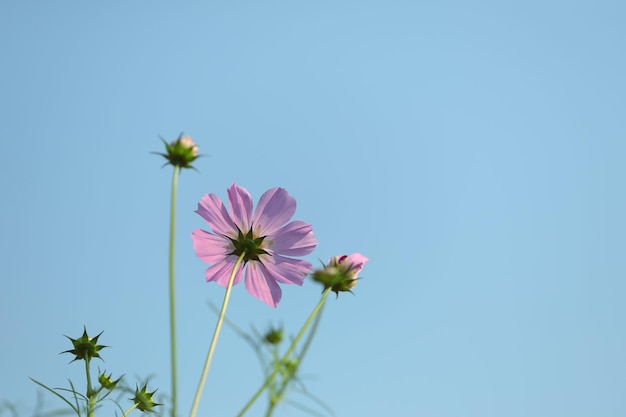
[191,183,318,307]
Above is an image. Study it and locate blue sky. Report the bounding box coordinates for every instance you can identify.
[1,1,625,416]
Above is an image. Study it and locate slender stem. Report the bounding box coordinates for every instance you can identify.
[265,399,276,417]
[84,356,94,417]
[84,357,92,394]
[297,300,325,364]
[168,165,180,417]
[189,253,246,417]
[121,404,139,417]
[265,302,326,417]
[263,345,281,417]
[237,288,332,417]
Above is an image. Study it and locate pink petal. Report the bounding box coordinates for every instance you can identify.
[334,253,369,279]
[191,228,231,264]
[204,257,245,286]
[244,262,282,307]
[263,254,312,285]
[343,253,369,271]
[269,220,317,256]
[196,193,236,236]
[227,183,253,232]
[252,187,296,236]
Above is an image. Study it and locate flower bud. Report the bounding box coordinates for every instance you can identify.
[154,134,199,169]
[62,327,107,363]
[312,253,369,295]
[263,327,284,345]
[283,358,299,375]
[98,370,123,390]
[131,383,162,412]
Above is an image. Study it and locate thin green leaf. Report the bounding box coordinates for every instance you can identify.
[106,397,126,417]
[28,378,79,416]
[67,380,82,417]
[54,389,86,401]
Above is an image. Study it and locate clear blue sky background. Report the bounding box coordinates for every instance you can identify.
[1,1,625,416]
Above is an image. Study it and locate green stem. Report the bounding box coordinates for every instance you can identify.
[297,299,325,365]
[169,165,180,417]
[265,399,276,417]
[84,356,94,417]
[264,302,326,417]
[189,253,246,417]
[121,403,139,417]
[237,288,332,417]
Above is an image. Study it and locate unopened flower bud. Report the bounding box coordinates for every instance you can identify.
[154,134,200,169]
[283,358,299,375]
[98,370,122,390]
[263,327,284,345]
[131,383,162,412]
[62,327,107,363]
[312,253,369,295]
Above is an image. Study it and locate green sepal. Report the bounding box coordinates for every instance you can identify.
[227,225,269,262]
[311,264,358,296]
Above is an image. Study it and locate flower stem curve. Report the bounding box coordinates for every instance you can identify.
[189,252,246,417]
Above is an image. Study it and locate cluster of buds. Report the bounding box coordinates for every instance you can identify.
[312,253,369,295]
[61,327,160,411]
[155,134,200,169]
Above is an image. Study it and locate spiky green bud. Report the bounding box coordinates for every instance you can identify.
[263,327,284,345]
[154,134,200,169]
[98,370,123,390]
[131,383,162,412]
[62,327,107,363]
